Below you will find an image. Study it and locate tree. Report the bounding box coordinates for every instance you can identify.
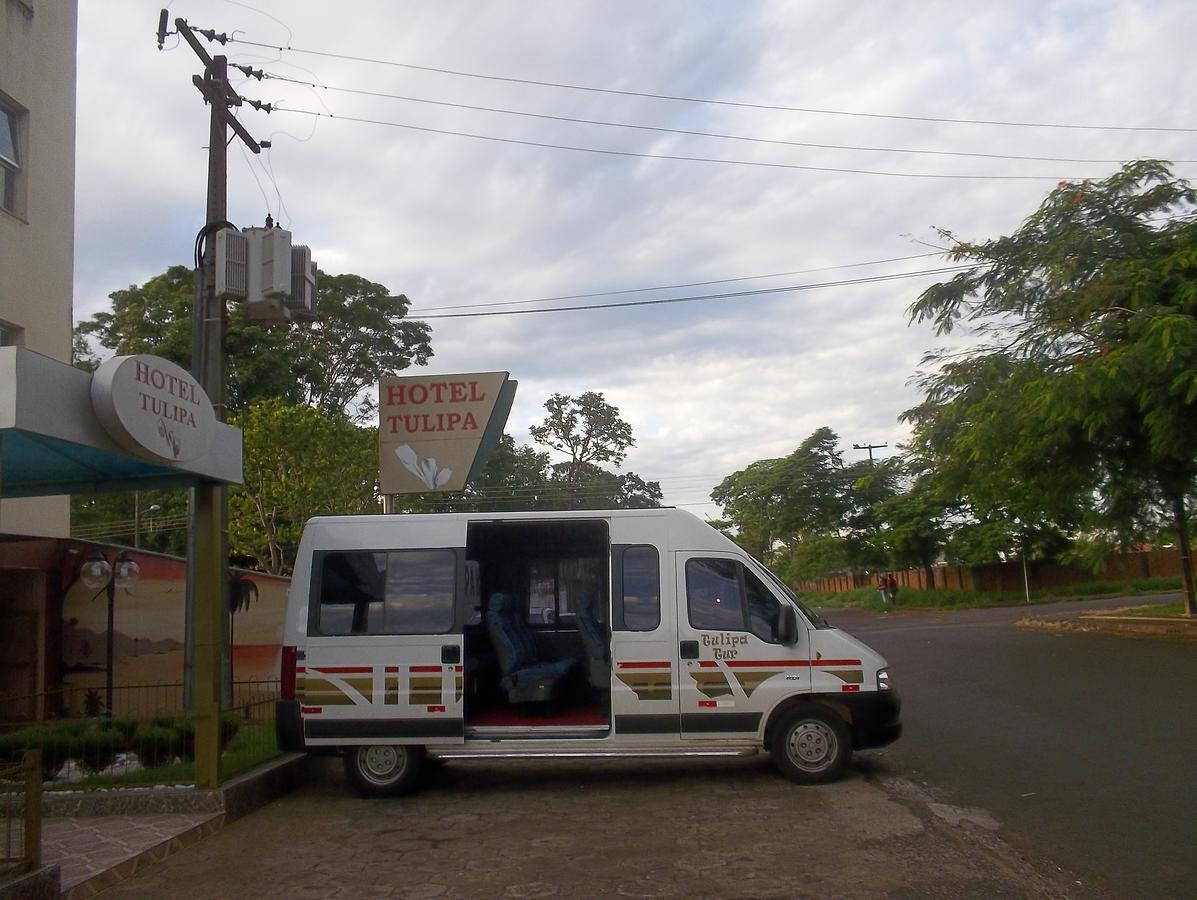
[908,160,1197,614]
[228,400,379,575]
[712,428,887,574]
[529,392,644,509]
[75,266,432,420]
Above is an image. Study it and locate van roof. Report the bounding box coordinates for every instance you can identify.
[299,507,740,554]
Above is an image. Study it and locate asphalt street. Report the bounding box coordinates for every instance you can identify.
[828,595,1196,899]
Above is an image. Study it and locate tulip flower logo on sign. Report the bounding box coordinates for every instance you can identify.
[379,372,515,494]
[90,355,217,463]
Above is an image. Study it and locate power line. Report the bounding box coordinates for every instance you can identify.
[407,265,973,319]
[221,36,1197,133]
[410,252,946,313]
[260,72,1189,165]
[273,107,1090,181]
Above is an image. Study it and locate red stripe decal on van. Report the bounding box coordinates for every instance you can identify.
[314,666,373,674]
[411,665,442,673]
[427,705,446,713]
[300,706,323,714]
[384,666,399,673]
[617,662,670,669]
[698,700,718,708]
[455,666,463,673]
[841,685,861,693]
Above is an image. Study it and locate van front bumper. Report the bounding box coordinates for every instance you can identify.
[844,690,902,749]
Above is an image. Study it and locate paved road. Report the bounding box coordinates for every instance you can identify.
[825,594,1196,899]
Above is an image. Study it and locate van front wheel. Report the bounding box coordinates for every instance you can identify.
[343,744,425,797]
[770,706,850,784]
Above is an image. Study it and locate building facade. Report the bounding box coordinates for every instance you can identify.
[0,0,79,536]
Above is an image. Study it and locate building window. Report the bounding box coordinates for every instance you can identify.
[1,103,21,214]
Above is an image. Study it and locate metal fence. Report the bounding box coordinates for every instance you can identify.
[0,751,41,878]
[0,682,280,787]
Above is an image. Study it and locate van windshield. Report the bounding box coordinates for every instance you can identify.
[752,560,833,630]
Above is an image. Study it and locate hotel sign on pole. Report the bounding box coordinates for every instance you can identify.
[379,372,517,494]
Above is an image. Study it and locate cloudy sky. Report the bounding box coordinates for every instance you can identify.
[74,1,1197,518]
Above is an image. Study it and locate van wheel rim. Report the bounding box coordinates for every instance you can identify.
[360,746,404,783]
[787,721,836,770]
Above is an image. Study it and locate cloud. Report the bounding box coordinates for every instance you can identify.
[73,0,1197,520]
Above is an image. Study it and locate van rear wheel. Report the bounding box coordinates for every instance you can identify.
[770,706,850,784]
[343,744,425,797]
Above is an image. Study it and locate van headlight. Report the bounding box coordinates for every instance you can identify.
[877,668,891,691]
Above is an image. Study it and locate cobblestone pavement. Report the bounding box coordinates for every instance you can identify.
[100,755,1086,899]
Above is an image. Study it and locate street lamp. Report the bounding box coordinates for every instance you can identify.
[80,549,140,716]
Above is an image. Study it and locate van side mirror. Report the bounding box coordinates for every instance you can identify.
[778,606,799,646]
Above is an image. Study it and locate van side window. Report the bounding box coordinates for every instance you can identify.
[686,558,784,643]
[527,557,602,629]
[622,546,660,631]
[686,558,744,631]
[317,550,455,635]
[744,568,782,642]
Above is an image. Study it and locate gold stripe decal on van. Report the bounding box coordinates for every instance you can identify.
[302,678,361,706]
[409,676,443,706]
[826,669,864,684]
[730,670,782,697]
[616,671,672,701]
[689,670,733,699]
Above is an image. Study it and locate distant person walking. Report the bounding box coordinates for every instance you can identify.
[877,573,890,607]
[886,573,899,606]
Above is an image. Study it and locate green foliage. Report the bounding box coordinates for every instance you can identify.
[229,399,380,574]
[74,266,432,421]
[527,392,658,509]
[71,728,122,773]
[711,428,945,580]
[907,159,1197,612]
[132,725,180,768]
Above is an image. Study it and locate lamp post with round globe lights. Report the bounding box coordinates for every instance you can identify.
[79,550,140,716]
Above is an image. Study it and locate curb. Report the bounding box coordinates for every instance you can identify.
[42,753,314,819]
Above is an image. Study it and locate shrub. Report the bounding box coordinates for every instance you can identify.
[133,725,180,768]
[221,712,242,748]
[105,717,140,745]
[71,728,122,773]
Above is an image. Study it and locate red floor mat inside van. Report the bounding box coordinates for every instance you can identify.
[467,706,609,727]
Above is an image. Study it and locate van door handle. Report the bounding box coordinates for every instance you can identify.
[680,641,699,659]
[441,645,461,664]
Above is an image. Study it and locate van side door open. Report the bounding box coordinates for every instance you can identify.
[675,551,810,738]
[301,545,468,747]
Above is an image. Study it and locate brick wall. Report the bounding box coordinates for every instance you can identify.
[795,549,1185,595]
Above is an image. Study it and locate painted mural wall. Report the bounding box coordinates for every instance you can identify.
[59,547,289,718]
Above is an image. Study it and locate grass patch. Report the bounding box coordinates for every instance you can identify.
[1118,601,1186,617]
[799,576,1184,611]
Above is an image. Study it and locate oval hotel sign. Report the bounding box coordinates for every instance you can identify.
[90,355,217,462]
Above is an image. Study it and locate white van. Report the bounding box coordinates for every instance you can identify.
[276,508,900,796]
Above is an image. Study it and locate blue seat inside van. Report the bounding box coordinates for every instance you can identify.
[486,592,577,705]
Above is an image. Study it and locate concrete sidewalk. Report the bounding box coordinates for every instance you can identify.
[44,813,223,899]
[22,755,314,899]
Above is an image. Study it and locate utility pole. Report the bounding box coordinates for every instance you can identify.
[172,14,267,789]
[853,442,888,464]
